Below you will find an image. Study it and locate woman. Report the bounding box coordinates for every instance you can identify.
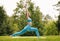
[11,8,40,37]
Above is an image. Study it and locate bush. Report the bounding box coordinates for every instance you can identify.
[43,21,58,35]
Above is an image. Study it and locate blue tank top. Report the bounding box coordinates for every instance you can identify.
[27,17,32,22]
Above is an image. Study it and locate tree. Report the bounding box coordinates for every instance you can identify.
[44,21,58,35]
[57,15,60,34]
[0,6,16,35]
[0,6,8,35]
[53,1,60,34]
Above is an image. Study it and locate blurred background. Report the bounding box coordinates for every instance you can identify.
[0,0,60,36]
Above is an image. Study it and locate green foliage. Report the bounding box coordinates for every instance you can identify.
[43,21,58,35]
[0,6,19,35]
[5,17,19,35]
[17,14,27,30]
[0,6,7,35]
[57,15,60,34]
[54,1,60,35]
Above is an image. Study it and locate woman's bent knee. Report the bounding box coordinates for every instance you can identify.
[35,28,38,31]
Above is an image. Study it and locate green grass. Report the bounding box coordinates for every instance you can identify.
[0,36,60,41]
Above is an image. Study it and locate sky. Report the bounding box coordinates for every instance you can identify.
[0,0,60,20]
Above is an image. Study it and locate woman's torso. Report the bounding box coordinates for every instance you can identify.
[27,17,32,26]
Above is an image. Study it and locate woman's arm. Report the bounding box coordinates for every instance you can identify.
[26,9,29,19]
[24,4,29,19]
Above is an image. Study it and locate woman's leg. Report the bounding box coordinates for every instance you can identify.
[11,25,29,36]
[30,27,40,37]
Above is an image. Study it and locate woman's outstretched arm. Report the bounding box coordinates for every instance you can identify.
[24,4,30,19]
[26,9,29,19]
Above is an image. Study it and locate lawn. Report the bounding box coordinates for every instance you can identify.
[0,36,60,41]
